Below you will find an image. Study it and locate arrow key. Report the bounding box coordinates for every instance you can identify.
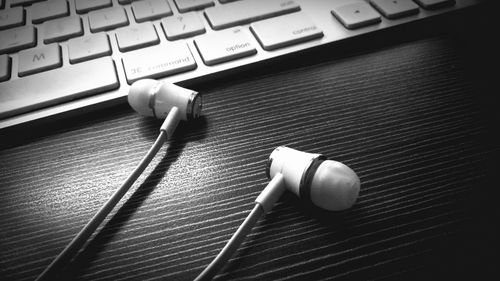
[370,0,419,19]
[332,1,381,29]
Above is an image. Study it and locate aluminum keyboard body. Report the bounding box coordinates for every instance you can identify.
[0,0,483,129]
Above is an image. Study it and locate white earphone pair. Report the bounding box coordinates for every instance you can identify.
[129,79,361,280]
[128,79,361,212]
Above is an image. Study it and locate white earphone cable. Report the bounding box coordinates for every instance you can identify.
[35,109,180,281]
[194,174,286,281]
[194,204,264,281]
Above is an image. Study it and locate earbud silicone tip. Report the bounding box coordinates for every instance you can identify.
[128,79,158,117]
[310,160,360,211]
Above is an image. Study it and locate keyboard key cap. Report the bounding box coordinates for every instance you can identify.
[68,33,111,63]
[204,0,300,30]
[18,44,61,76]
[162,12,205,40]
[0,26,36,54]
[0,7,25,30]
[250,12,323,51]
[0,57,119,119]
[370,0,419,19]
[122,43,197,84]
[75,0,112,14]
[194,27,256,66]
[174,0,214,13]
[332,1,381,29]
[89,7,129,33]
[42,15,83,44]
[131,0,172,22]
[0,54,11,82]
[10,0,44,7]
[31,0,69,24]
[115,22,159,52]
[414,0,455,10]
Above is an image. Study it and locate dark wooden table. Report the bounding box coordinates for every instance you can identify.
[1,5,497,281]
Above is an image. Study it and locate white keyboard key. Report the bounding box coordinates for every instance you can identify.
[332,1,381,29]
[0,54,10,82]
[115,22,159,52]
[174,0,214,13]
[18,44,61,76]
[0,57,119,119]
[250,12,323,51]
[414,0,455,10]
[194,27,256,66]
[204,0,300,30]
[10,0,43,7]
[131,0,172,22]
[370,0,419,19]
[0,26,36,54]
[122,43,197,83]
[89,7,129,33]
[42,15,83,43]
[162,12,205,40]
[0,7,25,30]
[31,0,69,24]
[68,33,111,63]
[75,0,112,14]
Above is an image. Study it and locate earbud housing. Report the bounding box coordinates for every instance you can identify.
[266,146,360,211]
[128,79,202,120]
[267,146,325,198]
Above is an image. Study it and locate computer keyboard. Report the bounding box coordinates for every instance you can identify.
[0,0,483,129]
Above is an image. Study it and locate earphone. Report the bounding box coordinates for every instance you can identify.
[263,146,360,211]
[36,80,203,281]
[36,80,360,281]
[128,79,202,121]
[128,79,203,137]
[195,146,360,280]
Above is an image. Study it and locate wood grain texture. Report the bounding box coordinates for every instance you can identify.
[0,23,497,281]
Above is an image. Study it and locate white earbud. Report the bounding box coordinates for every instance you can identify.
[196,146,361,280]
[128,79,202,120]
[264,146,360,211]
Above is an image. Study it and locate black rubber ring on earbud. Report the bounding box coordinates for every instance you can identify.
[299,155,326,203]
[148,84,159,118]
[265,146,285,180]
[187,91,201,120]
[265,157,273,180]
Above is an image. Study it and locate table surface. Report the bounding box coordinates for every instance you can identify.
[0,5,497,281]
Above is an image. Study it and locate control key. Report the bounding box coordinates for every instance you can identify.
[251,12,323,51]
